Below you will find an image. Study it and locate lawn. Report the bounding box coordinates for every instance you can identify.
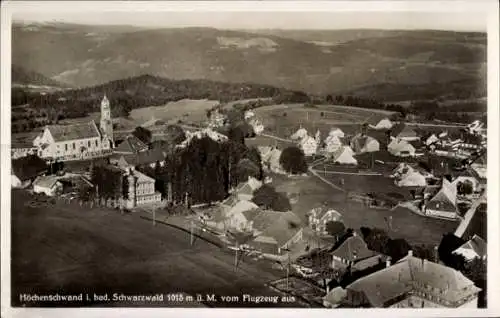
[268,170,457,247]
[11,190,302,308]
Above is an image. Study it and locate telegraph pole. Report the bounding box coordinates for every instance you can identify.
[190,219,194,246]
[152,206,156,226]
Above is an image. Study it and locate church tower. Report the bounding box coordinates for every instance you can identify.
[100,94,114,148]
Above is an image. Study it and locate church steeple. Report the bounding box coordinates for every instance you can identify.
[100,94,114,148]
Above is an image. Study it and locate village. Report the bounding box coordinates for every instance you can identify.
[11,93,488,308]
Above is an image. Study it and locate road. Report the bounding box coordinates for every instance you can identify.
[11,191,297,308]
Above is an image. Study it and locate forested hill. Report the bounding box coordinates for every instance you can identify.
[11,74,310,119]
[13,23,486,102]
[12,64,69,88]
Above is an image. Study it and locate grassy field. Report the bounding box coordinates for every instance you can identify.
[11,190,302,308]
[252,104,392,141]
[268,171,457,246]
[128,99,219,126]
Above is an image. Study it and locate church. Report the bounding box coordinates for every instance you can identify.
[33,95,114,162]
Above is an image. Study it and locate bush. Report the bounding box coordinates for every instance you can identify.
[252,184,291,212]
[326,221,346,237]
[279,146,308,174]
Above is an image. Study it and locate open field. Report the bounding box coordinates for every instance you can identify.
[268,171,457,246]
[128,99,219,126]
[11,190,301,308]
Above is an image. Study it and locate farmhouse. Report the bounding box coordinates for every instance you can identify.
[329,233,385,272]
[426,134,440,147]
[248,117,264,135]
[11,155,48,188]
[323,135,343,153]
[424,178,458,220]
[392,164,428,187]
[452,235,486,262]
[350,133,380,154]
[372,118,393,130]
[340,251,481,308]
[299,135,319,157]
[258,146,284,174]
[328,127,345,138]
[330,146,357,165]
[388,138,416,157]
[290,127,309,141]
[33,175,63,197]
[390,123,419,141]
[307,207,342,236]
[33,95,114,161]
[112,148,167,171]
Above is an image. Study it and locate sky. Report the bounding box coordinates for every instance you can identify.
[8,2,489,32]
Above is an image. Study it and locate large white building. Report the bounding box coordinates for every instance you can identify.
[33,95,114,161]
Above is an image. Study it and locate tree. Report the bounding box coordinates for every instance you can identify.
[387,238,411,261]
[457,180,474,195]
[325,221,346,240]
[326,95,334,104]
[252,184,291,212]
[132,126,152,144]
[236,158,262,182]
[279,146,308,174]
[362,227,391,255]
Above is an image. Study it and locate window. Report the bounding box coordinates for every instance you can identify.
[73,142,76,150]
[65,144,68,151]
[88,140,91,148]
[95,140,98,147]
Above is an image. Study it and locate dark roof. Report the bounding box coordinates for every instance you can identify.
[330,234,379,262]
[114,135,149,154]
[454,235,486,258]
[47,121,100,142]
[11,155,48,181]
[390,123,418,138]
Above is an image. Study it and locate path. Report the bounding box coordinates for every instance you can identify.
[454,194,486,238]
[314,170,382,176]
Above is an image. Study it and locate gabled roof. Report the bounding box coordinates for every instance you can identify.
[388,138,415,153]
[33,175,61,189]
[329,234,378,262]
[454,235,486,258]
[11,155,48,181]
[429,178,457,207]
[47,121,101,142]
[132,170,155,183]
[332,146,357,164]
[350,134,379,153]
[227,200,259,218]
[114,135,149,154]
[256,211,303,246]
[347,254,480,307]
[390,123,418,138]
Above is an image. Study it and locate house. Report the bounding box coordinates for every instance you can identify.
[112,148,167,171]
[248,118,264,135]
[350,133,380,154]
[388,138,416,157]
[33,175,63,196]
[307,207,342,236]
[177,128,228,149]
[425,134,440,147]
[339,251,481,308]
[329,233,385,272]
[392,164,427,187]
[390,123,419,141]
[244,110,255,120]
[11,155,48,188]
[328,127,345,138]
[11,141,37,159]
[451,169,480,195]
[113,134,149,155]
[290,127,309,141]
[424,178,458,220]
[247,211,304,257]
[372,118,393,130]
[33,95,114,161]
[124,168,162,209]
[323,286,348,308]
[330,146,357,165]
[299,135,319,157]
[323,135,343,154]
[258,146,284,174]
[452,235,486,262]
[224,200,261,232]
[232,177,263,201]
[208,109,226,128]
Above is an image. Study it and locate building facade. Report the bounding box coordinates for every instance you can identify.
[33,96,114,162]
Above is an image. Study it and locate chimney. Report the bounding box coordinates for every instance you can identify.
[408,250,413,257]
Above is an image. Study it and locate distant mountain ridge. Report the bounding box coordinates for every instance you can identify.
[12,23,486,101]
[12,64,68,88]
